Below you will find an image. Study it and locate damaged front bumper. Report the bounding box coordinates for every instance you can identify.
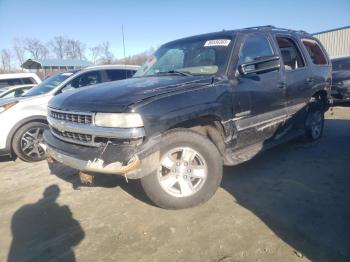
[44,130,160,179]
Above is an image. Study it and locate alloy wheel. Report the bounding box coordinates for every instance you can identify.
[20,127,47,160]
[158,147,208,197]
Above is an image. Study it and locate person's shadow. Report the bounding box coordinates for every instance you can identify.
[7,185,85,262]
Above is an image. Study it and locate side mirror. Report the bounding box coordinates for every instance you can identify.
[238,55,281,75]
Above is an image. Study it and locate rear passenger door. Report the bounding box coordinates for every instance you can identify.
[275,35,311,115]
[301,38,331,98]
[233,32,287,147]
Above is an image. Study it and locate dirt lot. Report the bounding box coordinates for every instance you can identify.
[0,106,349,262]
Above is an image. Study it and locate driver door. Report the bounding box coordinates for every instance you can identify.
[232,32,287,148]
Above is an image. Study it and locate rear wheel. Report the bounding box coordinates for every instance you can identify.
[305,102,324,141]
[12,122,48,162]
[141,129,223,209]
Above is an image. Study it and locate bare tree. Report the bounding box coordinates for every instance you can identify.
[49,36,67,59]
[13,38,26,69]
[101,41,114,64]
[23,38,49,60]
[89,45,103,64]
[65,39,86,60]
[1,49,13,71]
[113,47,155,65]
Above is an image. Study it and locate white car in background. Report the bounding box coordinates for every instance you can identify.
[0,65,139,162]
[0,84,36,99]
[0,73,41,88]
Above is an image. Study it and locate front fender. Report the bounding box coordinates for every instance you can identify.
[134,82,233,137]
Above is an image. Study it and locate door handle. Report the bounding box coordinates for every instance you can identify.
[305,77,315,85]
[277,82,286,89]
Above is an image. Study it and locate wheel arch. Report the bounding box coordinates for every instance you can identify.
[167,115,227,156]
[311,89,329,111]
[6,115,48,154]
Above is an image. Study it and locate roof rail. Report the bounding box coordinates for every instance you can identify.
[244,25,275,30]
[243,25,310,35]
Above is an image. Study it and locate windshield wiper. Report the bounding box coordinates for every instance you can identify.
[156,70,193,76]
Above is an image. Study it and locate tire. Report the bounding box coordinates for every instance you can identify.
[305,102,324,141]
[141,129,223,209]
[12,122,48,162]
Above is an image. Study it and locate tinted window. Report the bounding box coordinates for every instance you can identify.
[302,39,327,65]
[22,77,35,84]
[332,59,350,71]
[238,34,274,65]
[276,37,305,70]
[0,78,22,87]
[68,71,101,88]
[106,69,129,81]
[128,70,137,77]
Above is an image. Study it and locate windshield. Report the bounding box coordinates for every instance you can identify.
[134,36,234,77]
[24,72,74,96]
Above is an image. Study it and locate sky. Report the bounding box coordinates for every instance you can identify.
[0,0,349,61]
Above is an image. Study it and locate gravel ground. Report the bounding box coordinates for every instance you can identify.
[0,105,349,262]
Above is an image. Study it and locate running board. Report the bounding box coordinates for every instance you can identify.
[225,129,304,165]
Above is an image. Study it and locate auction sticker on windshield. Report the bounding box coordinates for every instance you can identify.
[204,39,231,47]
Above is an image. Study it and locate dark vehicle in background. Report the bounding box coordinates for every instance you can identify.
[331,56,350,102]
[45,26,331,209]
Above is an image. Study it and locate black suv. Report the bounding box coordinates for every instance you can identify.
[44,26,331,209]
[331,56,350,102]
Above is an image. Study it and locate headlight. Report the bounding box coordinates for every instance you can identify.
[94,113,144,128]
[0,101,17,114]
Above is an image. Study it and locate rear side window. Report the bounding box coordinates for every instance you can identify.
[69,71,102,88]
[302,39,328,65]
[238,34,274,64]
[276,37,305,70]
[105,69,131,81]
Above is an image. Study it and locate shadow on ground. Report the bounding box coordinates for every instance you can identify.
[222,119,350,261]
[7,185,85,262]
[0,155,16,163]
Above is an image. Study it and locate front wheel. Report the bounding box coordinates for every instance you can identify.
[12,122,48,162]
[141,129,223,209]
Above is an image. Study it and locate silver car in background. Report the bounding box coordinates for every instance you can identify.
[0,65,139,162]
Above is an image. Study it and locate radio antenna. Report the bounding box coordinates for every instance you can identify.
[122,24,126,65]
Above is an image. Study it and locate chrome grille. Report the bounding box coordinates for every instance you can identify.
[51,128,93,144]
[49,109,93,124]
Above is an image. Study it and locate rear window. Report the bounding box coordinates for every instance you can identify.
[302,39,328,65]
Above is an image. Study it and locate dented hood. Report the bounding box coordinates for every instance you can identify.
[49,75,212,112]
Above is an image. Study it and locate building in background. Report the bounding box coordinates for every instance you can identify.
[313,26,350,58]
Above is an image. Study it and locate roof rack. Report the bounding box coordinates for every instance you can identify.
[243,25,310,35]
